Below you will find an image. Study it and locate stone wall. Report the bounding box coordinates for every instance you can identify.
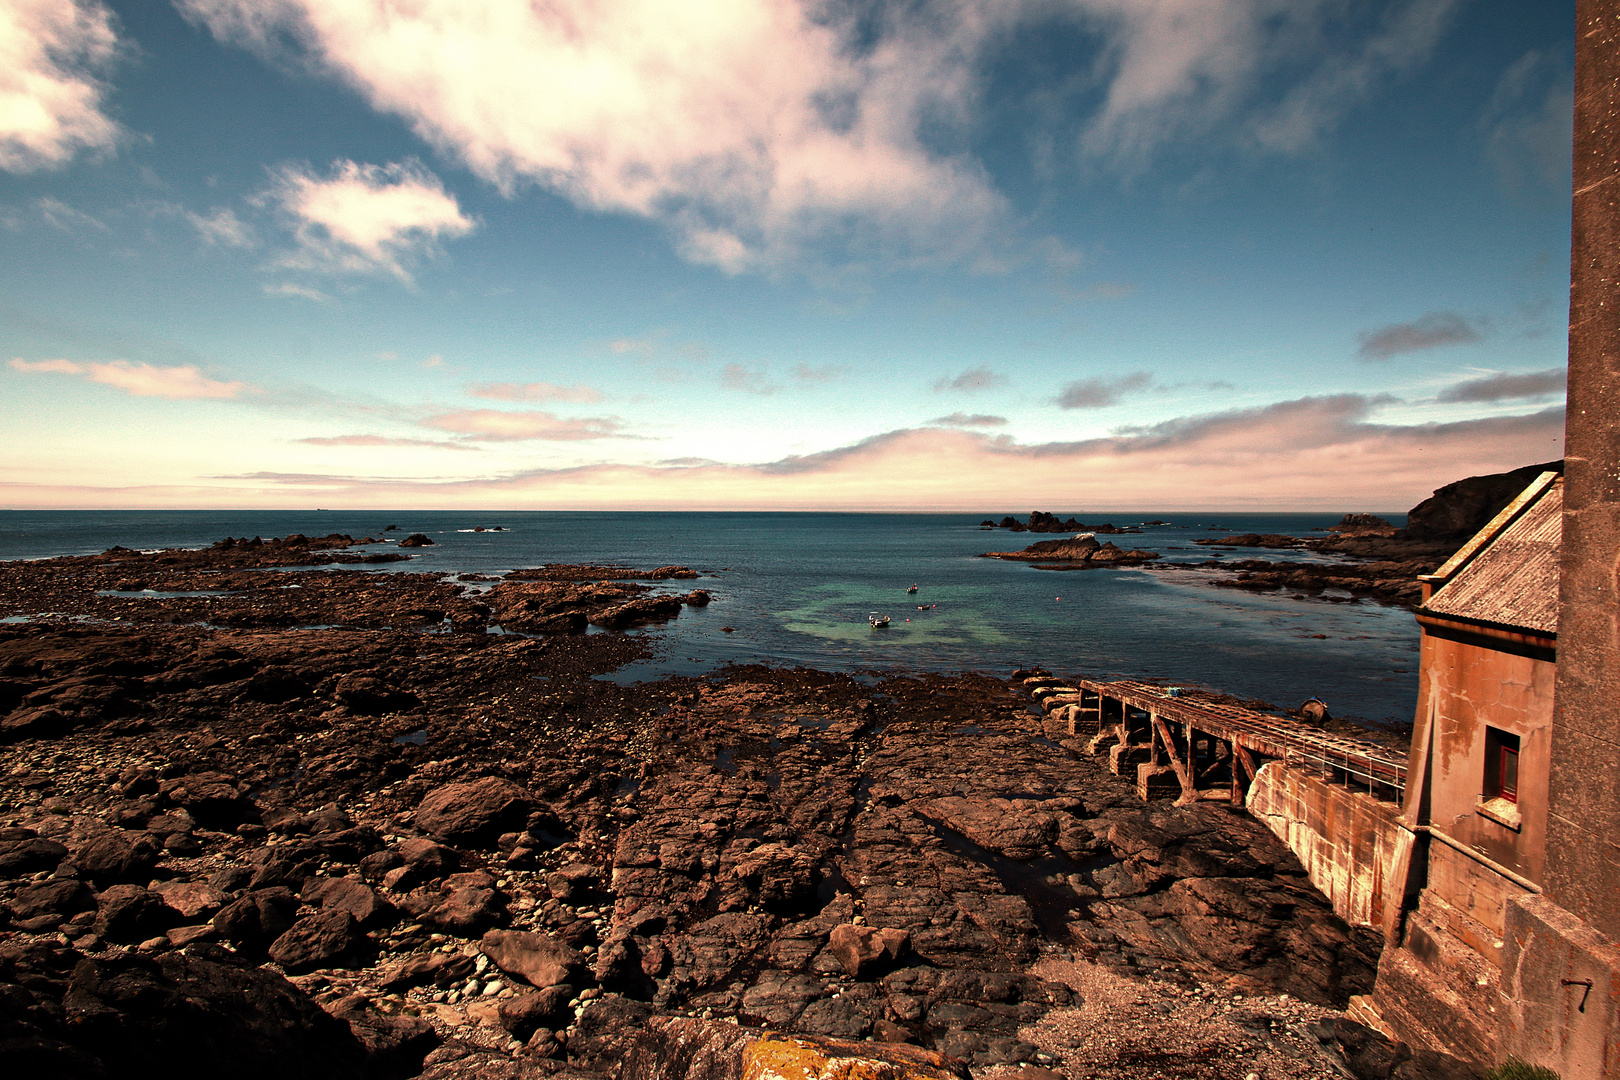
[1246,762,1411,937]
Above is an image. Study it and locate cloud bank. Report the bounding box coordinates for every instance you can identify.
[297,434,475,451]
[180,0,1014,274]
[466,382,603,404]
[420,409,623,442]
[1437,367,1566,403]
[10,357,249,399]
[177,0,1461,274]
[927,413,1007,428]
[19,393,1558,511]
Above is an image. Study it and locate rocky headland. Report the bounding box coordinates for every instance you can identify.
[0,537,1469,1079]
[1180,461,1563,607]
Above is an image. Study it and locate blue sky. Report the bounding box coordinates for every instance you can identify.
[0,0,1572,510]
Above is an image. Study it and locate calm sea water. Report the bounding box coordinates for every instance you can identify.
[0,509,1420,729]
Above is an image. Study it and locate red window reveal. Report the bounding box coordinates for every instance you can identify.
[1485,728,1521,804]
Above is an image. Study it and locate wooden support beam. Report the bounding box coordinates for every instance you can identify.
[1151,713,1197,804]
[1231,741,1259,807]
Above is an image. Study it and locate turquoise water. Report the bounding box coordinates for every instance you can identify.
[0,509,1420,728]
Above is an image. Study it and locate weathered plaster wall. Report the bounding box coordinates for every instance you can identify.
[1413,628,1555,883]
[1247,762,1408,933]
[1421,839,1529,952]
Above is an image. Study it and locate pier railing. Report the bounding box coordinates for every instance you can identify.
[1065,678,1408,804]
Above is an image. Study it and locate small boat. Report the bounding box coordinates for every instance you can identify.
[906,584,918,593]
[869,612,890,628]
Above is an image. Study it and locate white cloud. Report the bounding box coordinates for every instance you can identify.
[1076,0,1463,170]
[263,281,329,302]
[467,381,603,404]
[297,434,476,451]
[421,408,623,441]
[9,357,82,374]
[1248,0,1461,155]
[721,363,778,396]
[179,0,1018,274]
[36,195,105,231]
[10,357,250,399]
[188,206,254,247]
[180,0,1465,273]
[266,159,475,283]
[0,0,122,172]
[1479,50,1574,195]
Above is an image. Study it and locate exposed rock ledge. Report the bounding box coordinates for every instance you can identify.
[980,535,1159,565]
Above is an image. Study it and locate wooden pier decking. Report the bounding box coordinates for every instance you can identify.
[1032,676,1407,806]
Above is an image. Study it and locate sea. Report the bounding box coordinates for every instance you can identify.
[0,509,1421,731]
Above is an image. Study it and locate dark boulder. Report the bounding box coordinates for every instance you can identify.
[74,831,161,886]
[496,985,574,1037]
[94,884,182,942]
[588,595,684,629]
[397,534,435,547]
[158,771,252,823]
[8,878,95,930]
[240,665,313,704]
[407,871,505,934]
[377,950,476,991]
[0,834,69,877]
[325,993,439,1076]
[302,876,395,929]
[267,910,376,973]
[59,947,369,1079]
[212,887,298,953]
[413,777,538,846]
[335,674,420,715]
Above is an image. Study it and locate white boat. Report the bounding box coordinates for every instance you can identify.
[869,612,890,627]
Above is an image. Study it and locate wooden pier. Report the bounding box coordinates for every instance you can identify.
[1029,676,1407,806]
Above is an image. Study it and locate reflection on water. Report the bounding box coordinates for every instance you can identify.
[776,582,1011,649]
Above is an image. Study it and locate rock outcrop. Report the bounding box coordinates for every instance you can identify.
[0,540,1385,1078]
[981,536,1159,565]
[980,513,1141,534]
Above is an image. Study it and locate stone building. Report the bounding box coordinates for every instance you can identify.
[1363,471,1562,1065]
[1362,5,1620,1073]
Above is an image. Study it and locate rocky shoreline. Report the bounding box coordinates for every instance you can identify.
[0,538,1467,1079]
[983,462,1564,609]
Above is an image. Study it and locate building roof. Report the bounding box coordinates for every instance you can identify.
[1420,471,1562,636]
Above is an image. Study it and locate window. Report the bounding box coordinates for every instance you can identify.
[1485,727,1521,804]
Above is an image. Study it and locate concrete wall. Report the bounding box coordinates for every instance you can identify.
[1550,0,1620,956]
[1501,894,1620,1080]
[1412,626,1555,885]
[1497,3,1620,1075]
[1247,762,1409,934]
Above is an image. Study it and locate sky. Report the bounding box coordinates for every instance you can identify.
[0,0,1574,511]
